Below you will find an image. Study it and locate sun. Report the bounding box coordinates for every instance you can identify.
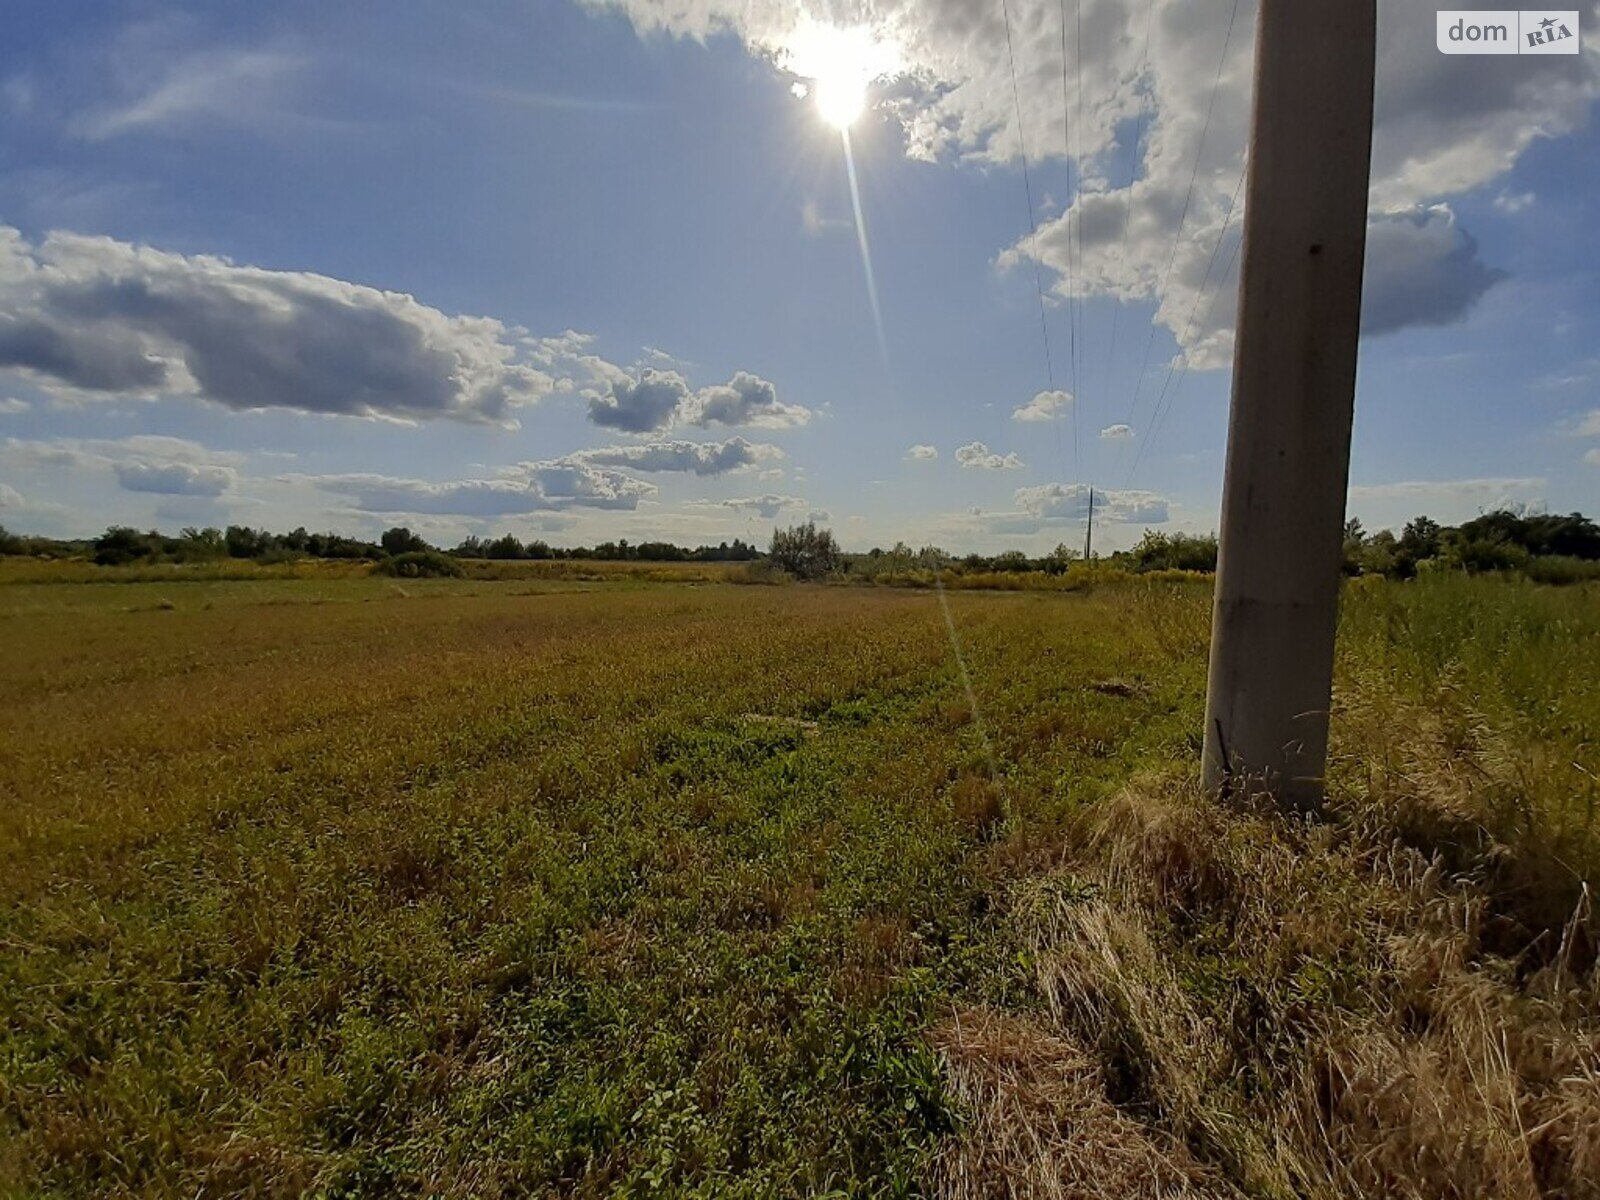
[782,22,899,131]
[814,72,867,130]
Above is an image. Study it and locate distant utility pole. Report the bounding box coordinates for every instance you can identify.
[1083,487,1094,561]
[1201,0,1376,809]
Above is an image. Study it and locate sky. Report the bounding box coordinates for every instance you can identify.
[0,0,1597,554]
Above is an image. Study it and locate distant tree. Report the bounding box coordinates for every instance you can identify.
[768,522,841,580]
[1130,530,1218,572]
[224,525,276,559]
[1341,518,1368,576]
[177,527,227,560]
[1400,516,1442,559]
[486,534,525,559]
[1043,542,1080,574]
[380,526,431,556]
[94,526,154,566]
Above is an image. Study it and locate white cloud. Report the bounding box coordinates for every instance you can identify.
[1014,481,1169,524]
[1572,409,1600,438]
[1,434,243,496]
[1493,190,1535,214]
[1360,206,1505,336]
[301,459,657,516]
[588,368,810,433]
[707,493,810,518]
[0,482,23,508]
[0,223,601,425]
[587,369,694,433]
[114,460,235,497]
[905,443,938,460]
[684,370,811,429]
[955,441,1023,470]
[1099,423,1133,439]
[1012,389,1072,423]
[573,436,784,476]
[1584,449,1600,466]
[0,398,27,414]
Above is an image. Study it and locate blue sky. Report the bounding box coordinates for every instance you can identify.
[1,0,1597,552]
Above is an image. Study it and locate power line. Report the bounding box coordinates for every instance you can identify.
[1103,0,1159,425]
[1000,0,1060,423]
[1057,0,1080,473]
[1118,0,1243,437]
[1129,157,1247,482]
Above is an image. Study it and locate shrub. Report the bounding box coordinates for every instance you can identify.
[1129,531,1217,573]
[94,526,157,566]
[380,527,432,556]
[373,550,463,579]
[768,522,841,581]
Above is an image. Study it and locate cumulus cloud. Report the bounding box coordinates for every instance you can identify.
[1360,206,1506,336]
[1100,423,1133,439]
[588,367,810,433]
[682,371,812,429]
[1586,449,1600,466]
[1014,482,1169,524]
[0,398,27,413]
[0,482,23,507]
[1575,409,1600,438]
[1012,389,1073,423]
[0,223,594,425]
[302,459,657,516]
[710,493,809,518]
[905,443,938,460]
[955,441,1023,470]
[1,434,242,496]
[573,436,784,476]
[114,460,234,497]
[587,368,694,433]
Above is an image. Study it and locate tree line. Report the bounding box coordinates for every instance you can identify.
[1,507,1595,582]
[0,523,763,568]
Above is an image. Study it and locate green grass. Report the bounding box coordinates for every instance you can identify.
[1,572,1595,1196]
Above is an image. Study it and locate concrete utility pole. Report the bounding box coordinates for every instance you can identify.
[1201,0,1376,809]
[1083,487,1094,561]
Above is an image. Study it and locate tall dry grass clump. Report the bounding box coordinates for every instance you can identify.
[961,780,1600,1199]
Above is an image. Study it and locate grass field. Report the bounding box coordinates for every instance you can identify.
[2,569,1597,1196]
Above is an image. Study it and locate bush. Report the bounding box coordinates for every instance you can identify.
[381,527,432,556]
[768,522,841,581]
[373,550,463,579]
[1129,530,1217,573]
[94,526,157,566]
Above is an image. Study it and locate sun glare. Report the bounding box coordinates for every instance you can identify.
[782,22,899,131]
[815,73,867,130]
